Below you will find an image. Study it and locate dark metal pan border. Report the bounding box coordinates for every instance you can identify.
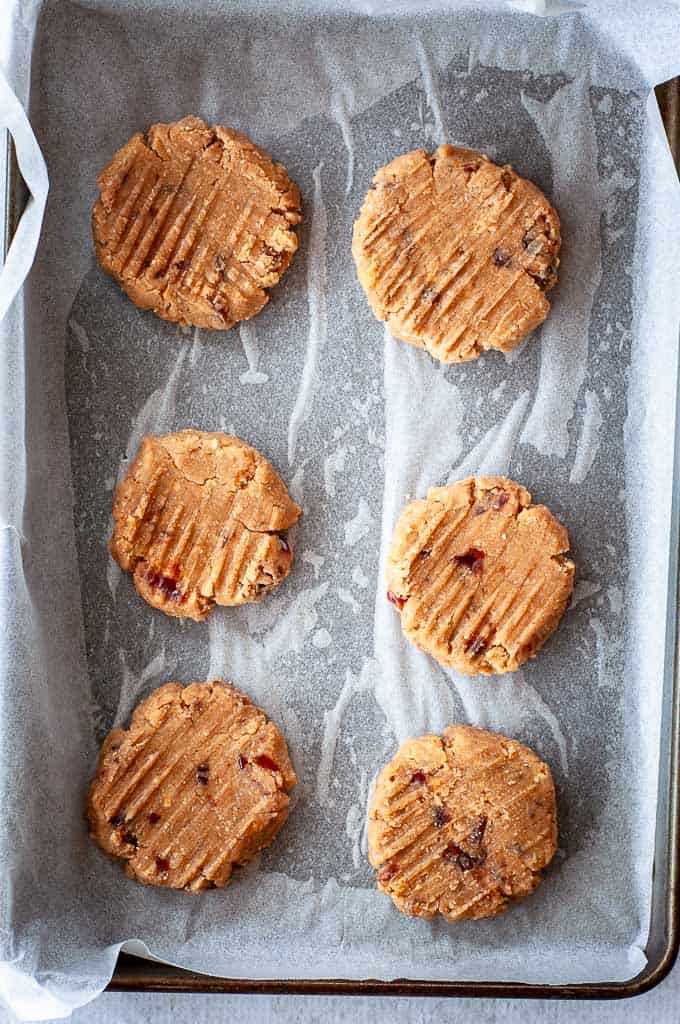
[3,77,678,1003]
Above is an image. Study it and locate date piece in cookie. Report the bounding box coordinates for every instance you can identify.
[352,146,560,363]
[368,725,557,920]
[386,476,574,674]
[110,430,301,621]
[88,681,296,891]
[93,116,301,329]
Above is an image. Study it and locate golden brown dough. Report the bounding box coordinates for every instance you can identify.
[368,725,557,920]
[88,681,296,891]
[93,116,301,329]
[386,476,574,674]
[352,145,560,363]
[110,429,301,621]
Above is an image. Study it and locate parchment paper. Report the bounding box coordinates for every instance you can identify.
[2,0,680,1018]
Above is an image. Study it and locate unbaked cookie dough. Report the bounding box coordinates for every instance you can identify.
[386,476,574,674]
[93,116,301,329]
[110,429,301,620]
[352,145,560,363]
[368,725,557,920]
[88,681,296,891]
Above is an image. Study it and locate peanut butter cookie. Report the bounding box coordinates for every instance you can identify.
[93,116,301,329]
[386,476,574,674]
[352,146,560,363]
[110,430,301,621]
[368,725,557,920]
[88,681,296,891]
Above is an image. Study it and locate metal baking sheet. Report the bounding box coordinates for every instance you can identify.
[2,1,680,1013]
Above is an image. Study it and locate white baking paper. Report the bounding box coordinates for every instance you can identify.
[1,0,680,1018]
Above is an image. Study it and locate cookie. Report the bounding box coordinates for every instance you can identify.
[352,146,560,363]
[368,725,557,920]
[88,681,296,891]
[110,430,301,620]
[93,116,301,330]
[386,476,574,674]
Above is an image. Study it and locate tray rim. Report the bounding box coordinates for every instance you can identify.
[3,72,679,1003]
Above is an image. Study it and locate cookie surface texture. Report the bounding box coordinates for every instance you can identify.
[368,725,557,920]
[88,681,297,890]
[93,116,301,329]
[110,429,301,620]
[352,145,560,363]
[386,476,574,674]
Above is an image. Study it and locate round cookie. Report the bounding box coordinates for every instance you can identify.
[88,681,296,891]
[386,476,574,674]
[93,116,301,330]
[352,145,560,363]
[110,429,301,621]
[368,725,557,921]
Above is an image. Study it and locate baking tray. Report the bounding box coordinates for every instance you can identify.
[2,60,679,1006]
[103,72,680,1003]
